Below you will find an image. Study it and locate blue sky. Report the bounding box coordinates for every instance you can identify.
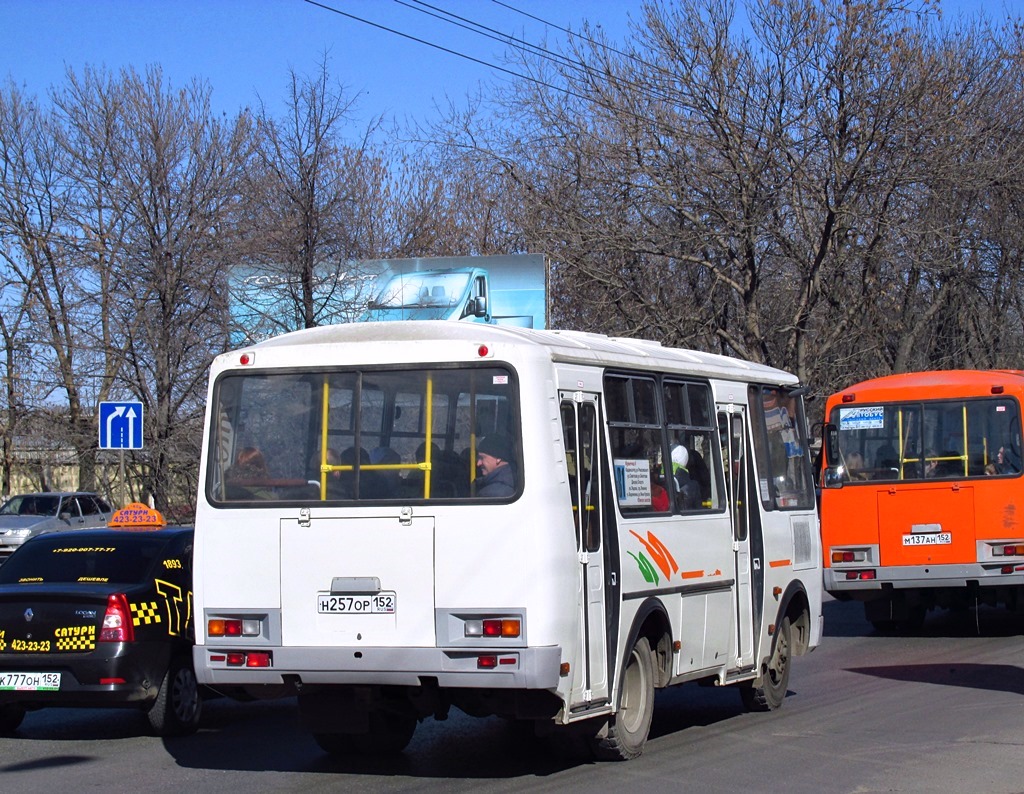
[0,0,1008,128]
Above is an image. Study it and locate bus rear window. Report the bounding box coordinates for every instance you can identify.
[830,397,1021,482]
[207,366,520,504]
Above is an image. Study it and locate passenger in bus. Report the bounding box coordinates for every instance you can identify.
[687,447,712,502]
[670,444,701,510]
[369,446,403,495]
[225,446,272,499]
[996,445,1020,474]
[475,434,516,497]
[335,447,371,498]
[844,452,868,481]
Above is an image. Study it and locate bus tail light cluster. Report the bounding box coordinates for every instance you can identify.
[844,570,876,581]
[477,654,518,669]
[832,550,868,564]
[208,618,262,637]
[464,618,521,638]
[209,651,272,667]
[992,543,1024,557]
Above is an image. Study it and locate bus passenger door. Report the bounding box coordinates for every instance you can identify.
[560,392,609,709]
[720,406,755,669]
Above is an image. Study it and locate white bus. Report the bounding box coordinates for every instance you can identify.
[192,321,822,760]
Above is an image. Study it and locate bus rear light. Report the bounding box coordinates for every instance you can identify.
[996,544,1024,557]
[238,352,255,366]
[466,618,522,638]
[845,569,876,580]
[208,618,261,637]
[100,677,126,685]
[832,550,866,564]
[223,651,270,667]
[477,654,517,669]
[842,393,856,402]
[1001,565,1014,575]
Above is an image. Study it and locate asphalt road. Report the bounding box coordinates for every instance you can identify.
[4,597,1024,793]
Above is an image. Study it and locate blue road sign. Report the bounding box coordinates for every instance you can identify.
[98,401,144,450]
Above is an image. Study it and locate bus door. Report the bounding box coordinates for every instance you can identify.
[720,405,755,669]
[560,391,610,709]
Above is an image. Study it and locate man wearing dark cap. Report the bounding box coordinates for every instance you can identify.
[475,434,516,497]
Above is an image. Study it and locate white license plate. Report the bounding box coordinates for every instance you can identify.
[902,533,952,546]
[0,672,61,691]
[317,592,396,614]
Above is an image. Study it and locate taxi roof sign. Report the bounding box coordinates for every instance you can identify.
[108,502,167,529]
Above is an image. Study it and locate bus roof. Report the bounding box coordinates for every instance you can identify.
[828,369,1024,405]
[239,321,799,386]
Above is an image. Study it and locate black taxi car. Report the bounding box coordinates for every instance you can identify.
[0,524,199,736]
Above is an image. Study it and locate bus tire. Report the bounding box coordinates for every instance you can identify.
[0,704,25,734]
[590,636,655,761]
[740,617,791,712]
[147,655,202,737]
[314,710,417,756]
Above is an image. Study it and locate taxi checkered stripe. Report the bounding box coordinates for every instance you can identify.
[131,601,162,626]
[56,633,96,651]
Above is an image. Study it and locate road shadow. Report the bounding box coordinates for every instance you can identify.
[162,683,756,778]
[823,597,1024,639]
[847,663,1024,697]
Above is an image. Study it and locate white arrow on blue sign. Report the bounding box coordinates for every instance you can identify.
[98,401,144,450]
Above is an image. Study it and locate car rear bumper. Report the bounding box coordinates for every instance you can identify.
[0,643,171,708]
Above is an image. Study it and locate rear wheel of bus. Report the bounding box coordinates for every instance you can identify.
[590,636,656,761]
[740,617,791,711]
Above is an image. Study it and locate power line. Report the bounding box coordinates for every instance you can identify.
[300,0,594,104]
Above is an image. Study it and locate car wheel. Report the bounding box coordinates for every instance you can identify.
[148,655,202,737]
[0,704,26,734]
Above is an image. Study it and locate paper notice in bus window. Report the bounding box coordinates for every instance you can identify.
[614,458,652,506]
[839,406,885,430]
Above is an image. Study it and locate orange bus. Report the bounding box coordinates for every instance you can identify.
[819,370,1024,630]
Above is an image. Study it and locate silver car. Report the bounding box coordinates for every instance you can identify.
[0,492,114,564]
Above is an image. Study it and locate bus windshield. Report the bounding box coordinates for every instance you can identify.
[207,365,520,504]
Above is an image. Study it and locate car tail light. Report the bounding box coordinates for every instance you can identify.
[99,593,135,643]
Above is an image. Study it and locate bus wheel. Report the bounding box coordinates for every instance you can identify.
[590,636,655,761]
[740,617,791,712]
[314,711,417,756]
[0,704,25,734]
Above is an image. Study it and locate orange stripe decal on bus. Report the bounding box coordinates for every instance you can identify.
[769,559,792,568]
[680,570,704,579]
[629,530,679,580]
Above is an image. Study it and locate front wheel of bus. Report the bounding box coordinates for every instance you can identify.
[740,617,791,712]
[590,636,655,761]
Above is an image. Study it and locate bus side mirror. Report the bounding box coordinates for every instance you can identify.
[823,423,839,465]
[822,423,844,488]
[471,296,487,317]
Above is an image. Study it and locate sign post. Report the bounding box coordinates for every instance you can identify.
[98,401,144,507]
